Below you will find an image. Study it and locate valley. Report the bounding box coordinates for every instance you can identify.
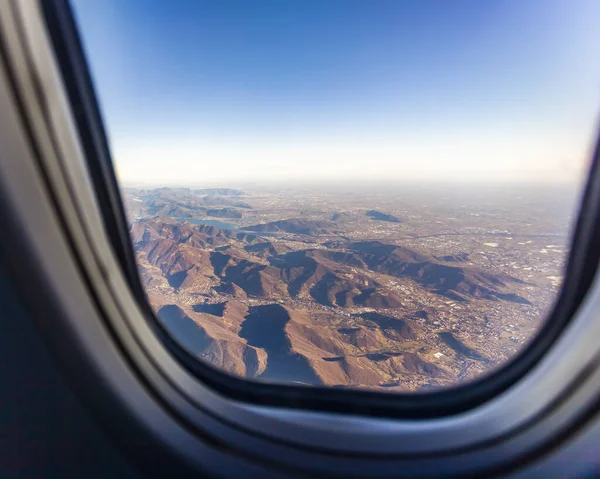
[123,183,578,391]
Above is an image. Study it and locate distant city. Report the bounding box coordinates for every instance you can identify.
[123,183,577,391]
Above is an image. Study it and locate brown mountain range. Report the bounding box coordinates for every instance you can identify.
[132,217,532,389]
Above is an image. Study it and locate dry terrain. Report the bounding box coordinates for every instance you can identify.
[122,183,578,391]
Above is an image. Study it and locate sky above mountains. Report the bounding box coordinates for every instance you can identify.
[72,0,600,185]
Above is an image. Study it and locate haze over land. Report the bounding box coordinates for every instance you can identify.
[122,182,578,390]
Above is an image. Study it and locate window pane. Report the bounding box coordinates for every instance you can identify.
[73,0,599,391]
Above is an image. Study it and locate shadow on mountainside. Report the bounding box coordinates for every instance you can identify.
[239,304,322,385]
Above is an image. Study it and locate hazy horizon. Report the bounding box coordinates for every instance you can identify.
[73,0,600,185]
[119,177,587,190]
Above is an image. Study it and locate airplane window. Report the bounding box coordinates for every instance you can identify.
[70,0,600,392]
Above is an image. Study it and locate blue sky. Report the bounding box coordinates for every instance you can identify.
[71,0,600,185]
